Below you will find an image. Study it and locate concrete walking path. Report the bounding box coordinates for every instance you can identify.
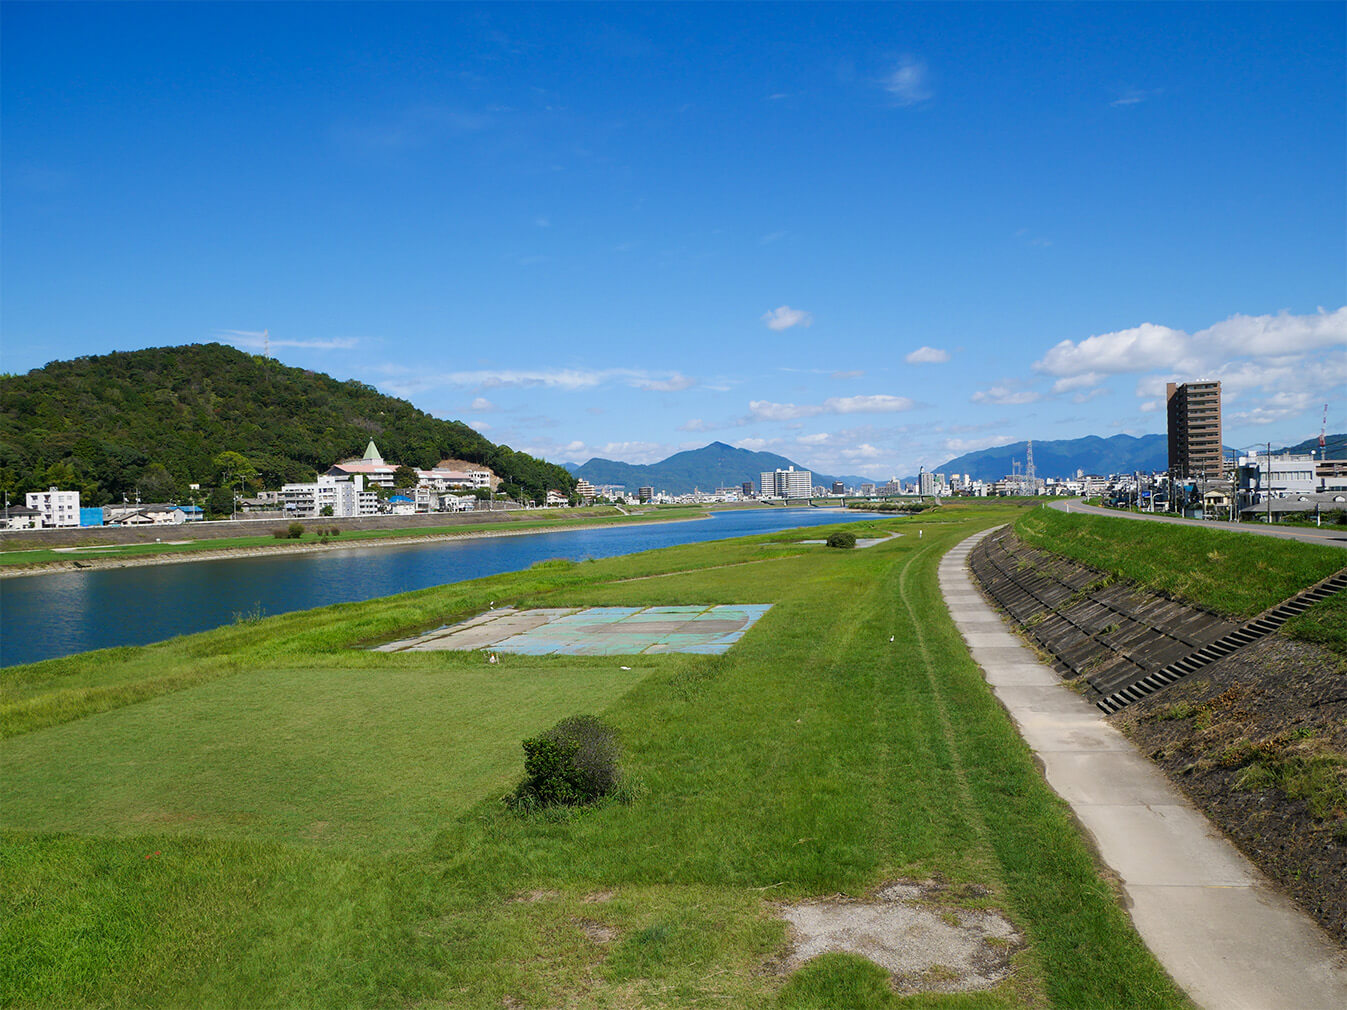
[940,527,1347,1010]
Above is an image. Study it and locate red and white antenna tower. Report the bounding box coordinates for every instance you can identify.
[1319,403,1328,458]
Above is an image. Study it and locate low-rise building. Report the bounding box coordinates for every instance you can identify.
[26,487,80,528]
[1,505,43,530]
[281,474,380,518]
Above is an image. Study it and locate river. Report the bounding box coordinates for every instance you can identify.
[1,508,884,667]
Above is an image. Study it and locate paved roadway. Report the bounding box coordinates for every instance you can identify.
[941,528,1347,1010]
[1051,498,1347,549]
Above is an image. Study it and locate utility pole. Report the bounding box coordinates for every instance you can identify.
[1266,441,1272,525]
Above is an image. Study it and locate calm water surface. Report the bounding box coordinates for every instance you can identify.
[2,508,881,666]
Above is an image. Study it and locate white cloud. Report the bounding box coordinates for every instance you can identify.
[424,366,699,393]
[942,435,1016,454]
[677,418,716,432]
[905,346,949,364]
[1034,308,1347,379]
[748,394,914,421]
[639,372,697,392]
[468,420,491,431]
[470,397,497,411]
[762,305,814,331]
[883,57,932,106]
[828,394,915,414]
[971,385,1041,406]
[842,443,882,460]
[1051,372,1104,393]
[220,329,358,351]
[831,369,864,380]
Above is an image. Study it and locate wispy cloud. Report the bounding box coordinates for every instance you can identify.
[905,346,949,365]
[470,397,497,411]
[832,369,864,380]
[639,372,697,392]
[1110,87,1161,108]
[762,305,814,331]
[219,329,358,351]
[970,383,1041,406]
[748,394,915,421]
[395,366,700,394]
[759,230,788,245]
[882,57,932,106]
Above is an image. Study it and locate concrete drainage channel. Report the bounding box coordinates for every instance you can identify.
[967,526,1347,713]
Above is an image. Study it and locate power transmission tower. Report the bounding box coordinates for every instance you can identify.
[1025,440,1036,495]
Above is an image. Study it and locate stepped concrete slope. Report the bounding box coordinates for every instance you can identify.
[942,527,1347,1010]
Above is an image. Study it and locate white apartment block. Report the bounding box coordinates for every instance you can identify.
[281,474,379,518]
[26,487,80,528]
[760,467,812,499]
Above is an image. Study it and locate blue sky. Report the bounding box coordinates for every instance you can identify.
[4,2,1344,479]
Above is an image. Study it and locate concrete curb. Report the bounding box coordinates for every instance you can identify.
[941,526,1347,1010]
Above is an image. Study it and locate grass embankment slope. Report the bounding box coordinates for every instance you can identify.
[1014,506,1347,653]
[2,504,1190,1008]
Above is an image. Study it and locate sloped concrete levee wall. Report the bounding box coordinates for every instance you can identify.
[968,528,1239,701]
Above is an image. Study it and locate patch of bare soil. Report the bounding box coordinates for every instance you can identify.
[778,880,1022,994]
[1116,635,1347,946]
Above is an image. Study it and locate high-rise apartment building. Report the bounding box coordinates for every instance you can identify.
[760,467,812,499]
[1166,381,1224,478]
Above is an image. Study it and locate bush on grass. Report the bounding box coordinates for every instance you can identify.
[826,531,857,549]
[506,715,622,811]
[287,522,305,539]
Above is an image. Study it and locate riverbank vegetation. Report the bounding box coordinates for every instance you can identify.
[3,504,1193,1007]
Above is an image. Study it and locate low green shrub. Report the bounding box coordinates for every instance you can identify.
[287,522,305,539]
[506,714,622,811]
[826,531,857,549]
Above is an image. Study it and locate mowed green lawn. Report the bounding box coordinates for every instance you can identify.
[2,504,1195,1008]
[0,663,649,851]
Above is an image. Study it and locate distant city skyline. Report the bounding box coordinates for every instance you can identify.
[4,2,1344,478]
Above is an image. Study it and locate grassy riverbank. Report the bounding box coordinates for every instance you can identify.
[2,504,1191,1007]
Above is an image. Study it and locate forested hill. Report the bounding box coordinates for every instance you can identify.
[0,343,575,506]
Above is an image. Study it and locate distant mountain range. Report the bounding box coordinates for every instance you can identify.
[567,431,1347,497]
[931,434,1170,483]
[564,442,870,496]
[930,431,1345,483]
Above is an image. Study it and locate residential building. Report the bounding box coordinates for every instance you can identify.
[831,481,845,495]
[1,505,42,530]
[281,474,379,518]
[574,479,597,501]
[860,482,876,496]
[638,486,654,503]
[741,481,753,497]
[545,489,569,506]
[26,487,80,528]
[919,471,937,497]
[760,467,812,499]
[105,505,191,526]
[1166,381,1224,479]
